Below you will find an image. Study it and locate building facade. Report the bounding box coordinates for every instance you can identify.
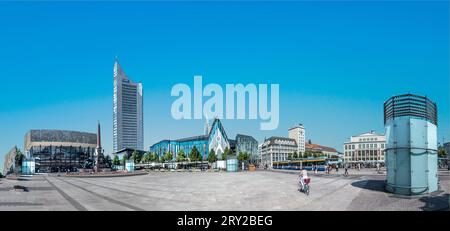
[235,134,259,164]
[25,129,97,173]
[113,58,143,152]
[288,124,305,154]
[2,147,18,176]
[343,131,386,166]
[150,119,258,162]
[259,137,297,169]
[305,142,339,158]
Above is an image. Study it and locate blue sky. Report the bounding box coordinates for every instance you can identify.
[0,1,449,172]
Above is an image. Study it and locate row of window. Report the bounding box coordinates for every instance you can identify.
[344,143,385,150]
[359,137,378,142]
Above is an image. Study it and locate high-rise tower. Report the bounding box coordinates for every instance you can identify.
[113,57,143,152]
[288,124,305,154]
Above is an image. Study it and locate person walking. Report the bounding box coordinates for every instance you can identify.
[344,165,349,176]
[336,165,339,173]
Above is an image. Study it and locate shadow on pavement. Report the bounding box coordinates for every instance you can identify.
[351,179,386,193]
[419,194,450,211]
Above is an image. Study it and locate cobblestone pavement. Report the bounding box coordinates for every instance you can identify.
[0,171,448,211]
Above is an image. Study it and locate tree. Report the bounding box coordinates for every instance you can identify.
[238,152,249,162]
[438,145,446,158]
[121,155,128,165]
[164,152,173,162]
[112,155,120,165]
[189,146,202,162]
[0,172,3,178]
[293,151,298,159]
[14,146,24,172]
[151,152,159,162]
[222,147,231,160]
[207,149,217,163]
[104,155,112,168]
[177,150,186,162]
[160,155,165,163]
[131,150,141,164]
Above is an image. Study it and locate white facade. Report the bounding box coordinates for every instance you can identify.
[288,124,305,154]
[343,131,386,165]
[113,58,143,152]
[259,137,297,169]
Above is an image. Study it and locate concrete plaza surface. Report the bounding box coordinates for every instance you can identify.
[0,170,448,211]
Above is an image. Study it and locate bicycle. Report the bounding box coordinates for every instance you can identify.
[299,178,311,196]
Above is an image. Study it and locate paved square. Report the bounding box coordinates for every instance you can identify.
[0,170,448,211]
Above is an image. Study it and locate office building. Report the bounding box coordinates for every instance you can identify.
[288,124,305,154]
[25,129,97,173]
[113,58,143,152]
[235,134,259,164]
[259,137,297,169]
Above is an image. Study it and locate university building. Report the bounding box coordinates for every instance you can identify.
[150,118,258,161]
[113,58,143,152]
[343,131,386,166]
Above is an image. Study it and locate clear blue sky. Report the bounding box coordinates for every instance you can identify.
[0,1,449,172]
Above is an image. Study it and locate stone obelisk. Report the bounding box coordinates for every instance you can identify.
[95,121,102,172]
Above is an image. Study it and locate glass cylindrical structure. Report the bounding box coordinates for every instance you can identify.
[384,94,438,195]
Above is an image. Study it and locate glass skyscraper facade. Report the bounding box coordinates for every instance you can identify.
[113,58,143,152]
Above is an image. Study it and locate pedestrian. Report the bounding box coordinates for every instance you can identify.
[336,165,339,173]
[344,165,349,176]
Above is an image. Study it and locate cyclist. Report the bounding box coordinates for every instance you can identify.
[299,169,310,192]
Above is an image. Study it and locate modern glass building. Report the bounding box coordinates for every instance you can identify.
[235,134,259,163]
[384,94,438,195]
[113,58,143,152]
[150,119,258,161]
[25,129,97,173]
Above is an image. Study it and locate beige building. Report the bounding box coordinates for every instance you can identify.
[259,136,297,169]
[343,131,386,166]
[288,124,305,154]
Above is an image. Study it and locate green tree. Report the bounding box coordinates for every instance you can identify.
[104,155,112,168]
[121,155,128,165]
[14,146,24,172]
[293,151,298,159]
[112,155,120,165]
[207,149,217,163]
[237,152,249,162]
[151,153,159,162]
[0,172,3,178]
[438,145,446,158]
[222,147,231,160]
[189,146,202,162]
[177,150,186,162]
[164,152,173,162]
[131,150,141,164]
